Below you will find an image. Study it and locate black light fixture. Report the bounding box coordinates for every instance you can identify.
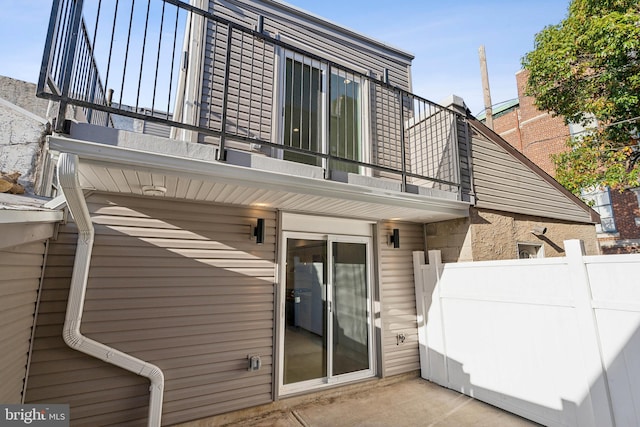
[389,228,400,248]
[256,15,264,34]
[253,218,265,244]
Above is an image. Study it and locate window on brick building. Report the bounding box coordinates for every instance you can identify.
[581,187,617,233]
[568,114,597,138]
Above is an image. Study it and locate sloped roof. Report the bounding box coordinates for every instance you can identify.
[475,98,519,121]
[467,118,599,224]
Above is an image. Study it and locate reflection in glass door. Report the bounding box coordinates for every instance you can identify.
[282,235,372,390]
[284,239,327,384]
[332,242,369,376]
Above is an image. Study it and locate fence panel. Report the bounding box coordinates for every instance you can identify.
[415,241,640,427]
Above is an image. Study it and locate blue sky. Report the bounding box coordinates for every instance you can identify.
[0,0,570,115]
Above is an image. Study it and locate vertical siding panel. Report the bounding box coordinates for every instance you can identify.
[26,194,276,426]
[378,222,423,377]
[0,241,46,404]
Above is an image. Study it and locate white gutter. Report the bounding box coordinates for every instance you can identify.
[57,153,164,427]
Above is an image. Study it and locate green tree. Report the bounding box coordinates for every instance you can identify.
[522,0,640,194]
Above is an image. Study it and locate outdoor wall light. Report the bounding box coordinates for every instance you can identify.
[142,185,167,196]
[255,15,264,34]
[531,225,547,236]
[389,228,400,248]
[253,218,265,244]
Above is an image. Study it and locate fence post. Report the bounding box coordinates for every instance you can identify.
[426,250,449,387]
[413,251,429,379]
[413,250,448,385]
[565,239,614,427]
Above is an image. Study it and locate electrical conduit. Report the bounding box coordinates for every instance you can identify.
[57,153,164,427]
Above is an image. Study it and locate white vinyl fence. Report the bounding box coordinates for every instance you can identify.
[413,240,640,427]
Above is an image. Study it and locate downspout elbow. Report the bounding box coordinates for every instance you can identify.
[57,153,164,427]
[62,320,84,350]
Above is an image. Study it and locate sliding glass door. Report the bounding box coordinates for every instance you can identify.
[279,51,365,172]
[281,234,373,393]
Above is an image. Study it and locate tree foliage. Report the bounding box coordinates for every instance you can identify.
[522,0,640,194]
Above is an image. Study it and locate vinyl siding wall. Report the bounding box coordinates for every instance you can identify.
[378,221,424,377]
[0,241,47,404]
[25,194,277,426]
[210,0,412,89]
[471,132,593,223]
[199,0,413,150]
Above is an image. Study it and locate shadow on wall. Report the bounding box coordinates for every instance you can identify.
[26,193,279,426]
[422,324,640,427]
[417,248,640,427]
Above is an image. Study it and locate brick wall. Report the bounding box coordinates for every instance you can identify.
[490,70,572,178]
[492,110,521,150]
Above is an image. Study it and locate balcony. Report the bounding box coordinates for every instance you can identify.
[38,0,471,213]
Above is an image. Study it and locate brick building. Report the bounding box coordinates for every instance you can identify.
[479,69,640,254]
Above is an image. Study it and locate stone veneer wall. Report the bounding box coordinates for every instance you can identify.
[426,208,599,263]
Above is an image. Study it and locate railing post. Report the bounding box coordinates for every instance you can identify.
[325,63,333,179]
[398,91,407,192]
[218,25,233,161]
[452,114,462,198]
[38,0,63,97]
[462,116,475,203]
[55,0,85,132]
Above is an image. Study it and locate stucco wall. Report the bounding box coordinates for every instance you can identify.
[0,77,50,194]
[426,208,599,262]
[425,217,473,263]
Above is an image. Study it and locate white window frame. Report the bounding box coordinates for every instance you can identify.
[517,242,544,259]
[581,186,617,234]
[272,47,371,175]
[276,214,376,398]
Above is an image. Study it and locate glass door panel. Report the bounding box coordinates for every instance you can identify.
[284,238,327,385]
[283,57,324,166]
[329,72,362,173]
[282,234,372,391]
[332,242,369,375]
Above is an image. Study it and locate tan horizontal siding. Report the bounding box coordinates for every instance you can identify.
[211,0,412,88]
[378,221,423,377]
[0,241,46,404]
[26,193,276,426]
[471,135,592,222]
[200,0,412,150]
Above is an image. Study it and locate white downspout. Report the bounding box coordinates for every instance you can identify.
[57,153,164,427]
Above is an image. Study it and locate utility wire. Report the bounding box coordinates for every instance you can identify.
[522,115,640,150]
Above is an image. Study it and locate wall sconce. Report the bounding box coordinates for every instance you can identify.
[253,218,265,244]
[389,228,400,248]
[531,225,547,236]
[255,15,264,34]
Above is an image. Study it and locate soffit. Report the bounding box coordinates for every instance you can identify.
[48,136,470,223]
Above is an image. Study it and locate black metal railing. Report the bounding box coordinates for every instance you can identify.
[38,0,467,197]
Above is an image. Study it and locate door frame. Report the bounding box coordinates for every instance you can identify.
[276,227,376,396]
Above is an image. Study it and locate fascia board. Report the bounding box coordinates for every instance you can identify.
[48,136,471,218]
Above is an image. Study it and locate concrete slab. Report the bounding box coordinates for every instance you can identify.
[190,378,539,427]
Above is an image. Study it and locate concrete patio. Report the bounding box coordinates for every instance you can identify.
[175,374,539,427]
